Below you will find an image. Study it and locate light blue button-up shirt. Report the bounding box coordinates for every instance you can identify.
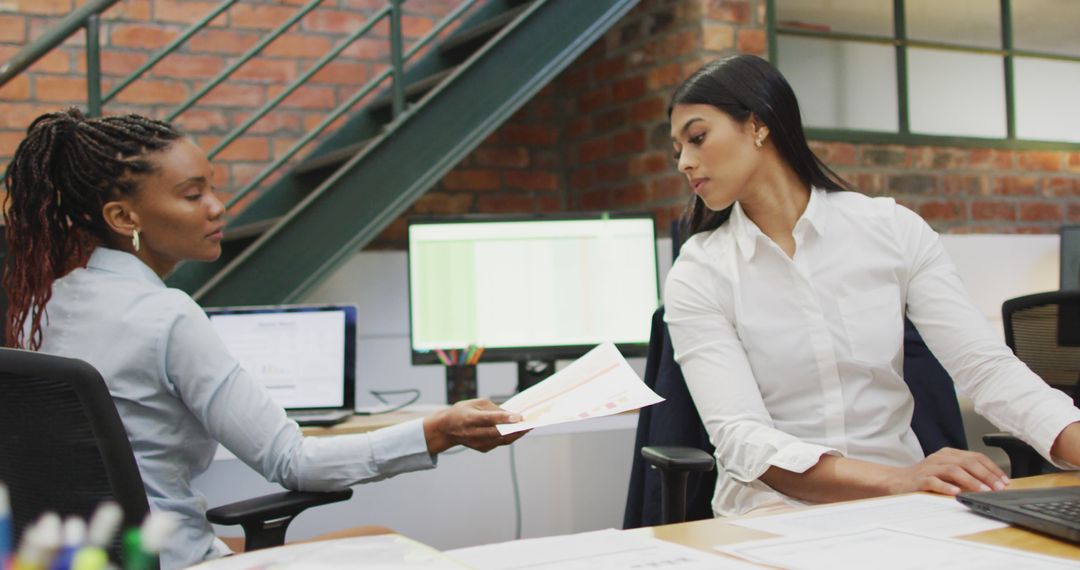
[38,248,435,569]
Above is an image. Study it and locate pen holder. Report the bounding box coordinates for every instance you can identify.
[445,365,478,404]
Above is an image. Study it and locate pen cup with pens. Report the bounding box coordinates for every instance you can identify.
[437,346,484,404]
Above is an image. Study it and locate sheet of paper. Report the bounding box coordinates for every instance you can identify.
[495,342,663,435]
[721,527,1077,570]
[730,494,1007,538]
[447,529,760,569]
[187,535,468,570]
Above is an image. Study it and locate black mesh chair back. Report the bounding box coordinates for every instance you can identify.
[1002,290,1080,407]
[0,348,148,562]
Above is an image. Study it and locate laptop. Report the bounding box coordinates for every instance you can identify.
[957,486,1080,543]
[204,304,357,427]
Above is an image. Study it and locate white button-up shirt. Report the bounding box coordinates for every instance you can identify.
[38,248,435,569]
[665,188,1080,516]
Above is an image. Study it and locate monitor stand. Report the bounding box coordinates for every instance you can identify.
[516,359,556,393]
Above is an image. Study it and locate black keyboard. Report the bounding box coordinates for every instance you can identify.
[1020,499,1080,522]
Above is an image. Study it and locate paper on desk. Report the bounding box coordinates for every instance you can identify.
[447,528,761,569]
[186,534,467,570]
[720,527,1077,569]
[495,342,663,435]
[730,494,1007,538]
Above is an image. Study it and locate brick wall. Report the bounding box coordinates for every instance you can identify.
[0,0,453,206]
[3,0,1077,244]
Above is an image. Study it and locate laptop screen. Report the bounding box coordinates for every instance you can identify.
[204,304,357,411]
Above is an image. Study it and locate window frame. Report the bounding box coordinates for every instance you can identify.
[766,0,1080,150]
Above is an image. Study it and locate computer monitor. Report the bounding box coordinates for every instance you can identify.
[1062,225,1080,290]
[407,213,660,388]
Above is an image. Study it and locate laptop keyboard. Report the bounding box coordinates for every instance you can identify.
[1020,499,1080,522]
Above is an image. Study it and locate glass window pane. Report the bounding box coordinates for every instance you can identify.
[908,48,1006,138]
[906,0,1000,49]
[1015,57,1080,142]
[778,36,898,132]
[1014,0,1080,57]
[776,0,893,37]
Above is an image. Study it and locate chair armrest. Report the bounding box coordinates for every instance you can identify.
[982,433,1058,479]
[641,446,715,473]
[207,490,353,551]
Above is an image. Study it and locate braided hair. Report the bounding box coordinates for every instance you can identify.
[3,107,183,350]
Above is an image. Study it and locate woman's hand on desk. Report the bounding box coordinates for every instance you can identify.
[889,448,1009,496]
[423,399,529,455]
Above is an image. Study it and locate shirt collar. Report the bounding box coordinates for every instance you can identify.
[729,186,829,261]
[86,247,166,288]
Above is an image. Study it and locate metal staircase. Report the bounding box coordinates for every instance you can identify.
[0,0,639,305]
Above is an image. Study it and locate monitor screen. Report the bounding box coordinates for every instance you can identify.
[204,304,356,410]
[1062,225,1080,290]
[407,213,660,364]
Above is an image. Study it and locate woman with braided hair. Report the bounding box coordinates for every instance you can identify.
[3,108,525,569]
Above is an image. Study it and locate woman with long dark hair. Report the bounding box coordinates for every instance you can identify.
[664,55,1080,516]
[3,108,524,569]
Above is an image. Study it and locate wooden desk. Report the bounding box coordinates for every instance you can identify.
[299,410,431,436]
[641,472,1080,561]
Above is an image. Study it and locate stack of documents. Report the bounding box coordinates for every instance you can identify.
[187,535,467,570]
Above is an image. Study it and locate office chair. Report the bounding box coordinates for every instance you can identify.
[983,290,1080,477]
[624,309,967,528]
[0,348,352,560]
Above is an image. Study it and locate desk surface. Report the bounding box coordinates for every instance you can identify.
[299,411,430,436]
[640,472,1080,561]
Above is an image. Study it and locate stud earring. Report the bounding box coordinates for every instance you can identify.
[754,138,764,148]
[132,228,141,252]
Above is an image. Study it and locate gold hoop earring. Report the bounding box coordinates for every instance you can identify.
[132,228,141,252]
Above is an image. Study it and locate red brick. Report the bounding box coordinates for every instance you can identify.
[595,108,629,133]
[811,141,857,166]
[311,62,370,86]
[536,195,563,212]
[153,54,225,80]
[918,201,965,222]
[230,4,296,30]
[154,1,226,25]
[504,170,559,192]
[0,46,67,73]
[110,24,181,49]
[203,137,270,161]
[647,62,683,90]
[172,109,230,133]
[630,152,671,176]
[650,175,686,201]
[475,147,529,168]
[188,30,261,55]
[560,67,590,91]
[413,191,473,214]
[15,0,71,16]
[441,169,501,191]
[1043,177,1080,197]
[737,29,766,55]
[942,174,988,195]
[613,182,647,206]
[593,57,625,81]
[501,125,558,146]
[264,34,335,59]
[34,76,86,103]
[200,83,265,107]
[569,166,596,190]
[913,146,966,170]
[565,117,591,139]
[580,189,610,210]
[707,0,752,23]
[270,85,335,110]
[578,86,612,114]
[476,193,534,213]
[1070,203,1080,222]
[234,59,299,83]
[971,201,1015,221]
[533,149,559,170]
[1018,151,1063,171]
[854,173,886,195]
[401,15,434,39]
[970,148,1012,170]
[614,129,646,154]
[703,24,735,52]
[111,78,188,105]
[597,160,630,182]
[0,103,68,129]
[992,176,1038,196]
[1019,202,1062,222]
[103,0,152,21]
[578,139,611,163]
[631,97,666,123]
[862,145,910,168]
[0,130,27,158]
[342,37,389,61]
[98,52,149,77]
[1069,152,1080,173]
[612,76,646,103]
[0,14,26,43]
[0,75,30,101]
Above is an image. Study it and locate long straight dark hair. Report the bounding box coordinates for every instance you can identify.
[669,55,854,240]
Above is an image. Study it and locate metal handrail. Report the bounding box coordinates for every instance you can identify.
[0,0,118,87]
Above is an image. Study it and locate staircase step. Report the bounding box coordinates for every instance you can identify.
[439,3,531,58]
[293,139,373,176]
[369,67,456,113]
